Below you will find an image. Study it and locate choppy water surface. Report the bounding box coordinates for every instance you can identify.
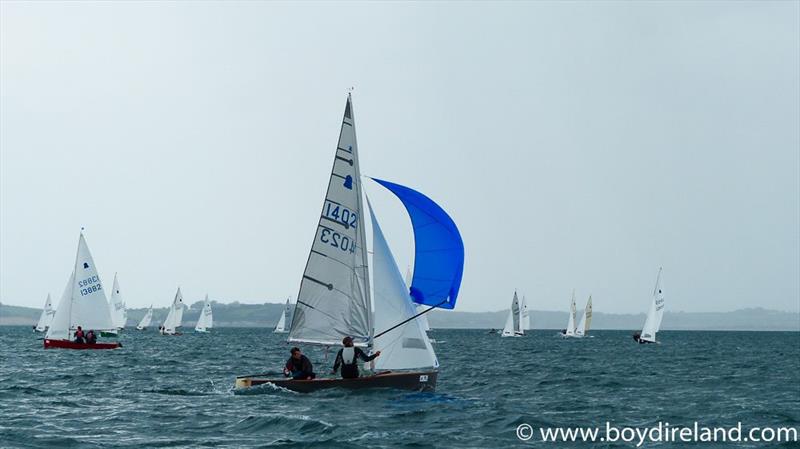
[0,328,798,448]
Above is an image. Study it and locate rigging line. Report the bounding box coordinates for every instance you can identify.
[372,299,448,340]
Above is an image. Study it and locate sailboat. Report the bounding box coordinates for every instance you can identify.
[44,230,121,349]
[501,291,524,337]
[103,273,127,336]
[136,305,153,330]
[235,95,464,393]
[34,293,55,333]
[521,295,531,331]
[574,295,593,338]
[634,268,665,344]
[273,297,290,333]
[160,287,184,335]
[194,295,213,333]
[560,290,577,337]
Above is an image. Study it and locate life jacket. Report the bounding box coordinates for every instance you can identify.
[342,347,356,365]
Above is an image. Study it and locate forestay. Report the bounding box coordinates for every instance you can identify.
[35,293,55,332]
[289,94,372,347]
[370,204,438,370]
[46,232,116,340]
[640,268,665,343]
[372,178,464,310]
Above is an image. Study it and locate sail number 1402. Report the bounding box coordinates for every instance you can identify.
[323,201,358,229]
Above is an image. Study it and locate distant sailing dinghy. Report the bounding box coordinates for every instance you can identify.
[634,268,665,344]
[501,292,524,337]
[574,295,593,338]
[160,288,185,335]
[136,305,153,330]
[521,295,531,331]
[44,231,121,349]
[560,290,577,337]
[103,273,127,337]
[34,293,55,333]
[235,95,464,393]
[194,295,213,333]
[273,297,291,333]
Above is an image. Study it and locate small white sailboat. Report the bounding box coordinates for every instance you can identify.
[501,291,524,337]
[160,287,184,335]
[136,305,153,330]
[273,297,290,333]
[634,268,665,344]
[194,295,213,333]
[521,295,531,331]
[236,95,464,393]
[44,230,120,349]
[561,290,577,337]
[574,295,593,338]
[108,273,127,330]
[34,293,55,333]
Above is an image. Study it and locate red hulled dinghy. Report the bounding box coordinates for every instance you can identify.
[44,339,121,350]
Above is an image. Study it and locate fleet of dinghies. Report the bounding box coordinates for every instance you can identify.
[235,94,464,393]
[29,95,665,394]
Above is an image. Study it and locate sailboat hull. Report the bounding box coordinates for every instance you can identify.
[632,333,657,344]
[235,370,438,393]
[44,339,121,350]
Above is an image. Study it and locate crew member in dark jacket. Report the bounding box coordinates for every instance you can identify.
[331,336,381,379]
[283,347,315,380]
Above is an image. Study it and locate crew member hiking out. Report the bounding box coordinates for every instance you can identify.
[332,336,381,379]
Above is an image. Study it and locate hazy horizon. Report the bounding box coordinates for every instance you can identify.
[2,2,798,314]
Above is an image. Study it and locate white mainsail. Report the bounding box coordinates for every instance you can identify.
[195,294,213,332]
[640,268,665,343]
[35,293,55,332]
[521,295,531,330]
[565,290,577,337]
[162,287,184,334]
[575,295,593,337]
[137,305,153,330]
[46,232,116,340]
[273,297,290,333]
[370,204,438,370]
[289,94,372,347]
[501,292,523,337]
[108,273,127,329]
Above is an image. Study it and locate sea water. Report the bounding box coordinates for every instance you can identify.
[0,327,797,448]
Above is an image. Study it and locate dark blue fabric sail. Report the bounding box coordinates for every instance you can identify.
[372,178,464,310]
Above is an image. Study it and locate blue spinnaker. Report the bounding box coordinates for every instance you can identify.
[372,178,464,310]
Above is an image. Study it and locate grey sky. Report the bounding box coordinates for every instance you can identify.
[1,2,798,314]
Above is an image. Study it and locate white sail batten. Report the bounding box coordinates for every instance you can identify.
[565,290,577,337]
[575,295,593,337]
[289,95,372,347]
[370,204,438,370]
[162,287,184,334]
[108,273,127,329]
[195,295,213,332]
[274,297,290,333]
[640,268,665,343]
[137,306,153,330]
[35,293,55,332]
